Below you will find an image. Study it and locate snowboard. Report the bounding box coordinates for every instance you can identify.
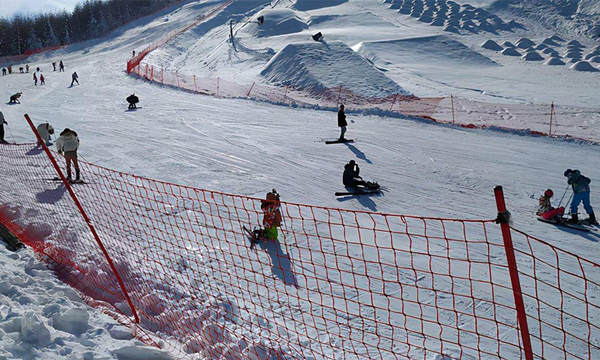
[335,189,380,196]
[537,217,591,232]
[325,139,354,144]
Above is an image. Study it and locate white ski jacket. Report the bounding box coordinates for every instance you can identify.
[36,123,54,142]
[55,133,79,153]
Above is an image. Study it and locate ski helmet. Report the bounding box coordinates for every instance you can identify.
[544,189,553,197]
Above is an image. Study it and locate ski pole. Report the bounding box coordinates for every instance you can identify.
[557,185,570,207]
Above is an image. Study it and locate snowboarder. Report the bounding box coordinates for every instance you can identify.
[132,50,136,57]
[126,93,139,109]
[2,68,6,76]
[564,169,597,225]
[70,71,79,86]
[0,111,7,144]
[52,62,56,71]
[261,189,282,241]
[343,160,369,188]
[536,189,565,220]
[36,123,54,146]
[59,60,64,72]
[33,72,38,86]
[40,73,45,85]
[9,92,22,104]
[55,128,81,183]
[338,104,347,141]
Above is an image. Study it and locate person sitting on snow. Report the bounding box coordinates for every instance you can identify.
[536,189,565,220]
[343,160,367,188]
[36,123,54,146]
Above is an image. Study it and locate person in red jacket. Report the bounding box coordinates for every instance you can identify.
[261,189,282,241]
[536,189,565,220]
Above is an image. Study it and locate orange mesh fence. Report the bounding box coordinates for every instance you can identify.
[1,138,599,359]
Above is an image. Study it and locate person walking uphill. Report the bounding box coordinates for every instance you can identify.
[564,169,597,225]
[338,104,347,141]
[55,128,81,183]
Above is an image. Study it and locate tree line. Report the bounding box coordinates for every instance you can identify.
[0,0,181,57]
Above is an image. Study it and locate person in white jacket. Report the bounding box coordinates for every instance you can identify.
[55,128,80,182]
[0,111,7,144]
[36,123,54,146]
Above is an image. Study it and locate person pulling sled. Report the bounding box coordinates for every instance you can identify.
[126,93,139,109]
[564,169,597,225]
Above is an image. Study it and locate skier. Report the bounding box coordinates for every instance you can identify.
[126,93,139,109]
[9,92,22,104]
[59,60,64,72]
[52,62,56,71]
[536,189,565,220]
[2,68,6,75]
[343,160,368,187]
[55,128,81,183]
[19,67,23,73]
[36,122,54,146]
[564,169,597,225]
[25,64,29,73]
[261,189,282,242]
[40,73,45,85]
[33,72,38,86]
[70,71,79,86]
[338,104,347,141]
[0,111,7,144]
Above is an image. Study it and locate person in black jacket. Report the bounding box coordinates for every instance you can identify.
[126,93,139,109]
[338,104,347,141]
[343,160,367,187]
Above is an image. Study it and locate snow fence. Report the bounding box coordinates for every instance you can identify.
[0,116,598,359]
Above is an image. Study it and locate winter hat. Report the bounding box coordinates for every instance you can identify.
[544,189,553,197]
[564,169,573,176]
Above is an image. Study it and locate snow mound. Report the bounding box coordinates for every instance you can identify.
[570,61,599,72]
[534,43,548,50]
[355,35,498,68]
[567,40,584,47]
[542,38,560,46]
[590,55,600,63]
[52,308,89,336]
[551,34,566,42]
[113,345,173,360]
[584,51,600,59]
[502,41,516,47]
[260,41,410,97]
[481,40,503,51]
[293,0,347,11]
[242,9,308,38]
[543,47,559,55]
[544,57,565,66]
[522,51,544,61]
[501,47,521,56]
[516,38,535,49]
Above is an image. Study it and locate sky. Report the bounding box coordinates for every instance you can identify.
[0,0,82,18]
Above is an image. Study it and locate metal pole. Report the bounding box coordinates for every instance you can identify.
[24,114,140,324]
[549,102,554,136]
[451,94,456,124]
[493,186,533,360]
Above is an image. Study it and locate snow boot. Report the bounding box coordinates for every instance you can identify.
[567,213,579,224]
[589,213,598,226]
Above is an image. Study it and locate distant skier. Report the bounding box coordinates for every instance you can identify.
[338,104,347,141]
[36,122,54,146]
[19,67,23,73]
[2,68,6,75]
[59,60,64,72]
[33,72,38,86]
[55,128,81,183]
[25,64,29,73]
[536,189,565,220]
[40,73,45,85]
[564,169,597,224]
[0,111,7,144]
[70,71,79,87]
[126,93,139,109]
[52,62,56,71]
[261,189,282,242]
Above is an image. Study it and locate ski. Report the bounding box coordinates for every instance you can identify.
[44,177,88,184]
[325,139,354,144]
[335,189,380,196]
[537,217,591,232]
[243,226,261,249]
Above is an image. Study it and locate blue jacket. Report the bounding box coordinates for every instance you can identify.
[567,170,591,193]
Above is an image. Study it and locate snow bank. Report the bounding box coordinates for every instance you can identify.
[356,35,497,68]
[544,57,565,66]
[570,61,599,72]
[241,9,309,38]
[516,38,535,49]
[261,41,410,97]
[481,39,503,51]
[501,47,521,56]
[522,50,544,61]
[292,0,347,11]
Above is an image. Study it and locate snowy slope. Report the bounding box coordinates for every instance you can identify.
[0,0,599,358]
